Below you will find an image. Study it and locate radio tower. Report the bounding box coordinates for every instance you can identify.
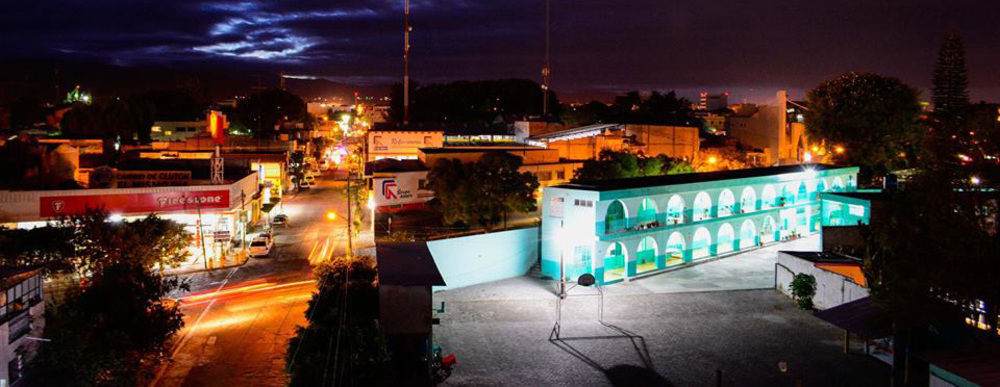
[403,0,412,126]
[541,0,551,118]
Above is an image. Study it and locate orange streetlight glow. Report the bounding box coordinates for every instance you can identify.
[834,146,845,154]
[707,156,718,164]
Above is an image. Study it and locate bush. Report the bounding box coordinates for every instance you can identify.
[790,273,817,310]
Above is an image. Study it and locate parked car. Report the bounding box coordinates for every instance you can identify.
[272,214,289,227]
[304,174,316,185]
[248,234,274,258]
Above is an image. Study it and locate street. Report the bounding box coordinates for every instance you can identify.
[153,171,359,386]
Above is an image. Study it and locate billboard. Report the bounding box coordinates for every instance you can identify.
[367,131,443,157]
[114,170,192,188]
[372,171,433,210]
[40,190,230,217]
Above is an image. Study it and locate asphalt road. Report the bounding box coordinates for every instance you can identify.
[153,171,355,387]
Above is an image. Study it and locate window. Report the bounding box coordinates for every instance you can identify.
[537,171,552,181]
[574,199,593,207]
[556,170,566,180]
[9,354,23,384]
[418,179,428,189]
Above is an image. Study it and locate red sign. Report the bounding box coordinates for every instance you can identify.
[40,190,230,217]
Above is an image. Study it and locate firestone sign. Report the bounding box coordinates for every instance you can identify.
[40,190,230,217]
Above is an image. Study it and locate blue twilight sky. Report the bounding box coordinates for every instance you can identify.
[2,0,999,102]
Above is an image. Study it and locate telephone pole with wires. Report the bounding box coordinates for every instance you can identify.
[541,0,551,118]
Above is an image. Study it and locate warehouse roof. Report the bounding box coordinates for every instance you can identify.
[555,163,847,191]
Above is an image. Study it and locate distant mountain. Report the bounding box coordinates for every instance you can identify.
[0,59,389,105]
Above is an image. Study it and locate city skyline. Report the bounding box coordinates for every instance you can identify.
[2,0,999,102]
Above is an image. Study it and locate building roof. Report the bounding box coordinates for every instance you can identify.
[375,242,446,286]
[918,333,1000,385]
[528,123,623,141]
[820,191,889,201]
[0,267,40,289]
[814,297,889,338]
[780,251,861,265]
[419,146,546,154]
[117,158,254,182]
[555,163,846,192]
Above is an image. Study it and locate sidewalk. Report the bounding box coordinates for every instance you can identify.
[163,249,249,277]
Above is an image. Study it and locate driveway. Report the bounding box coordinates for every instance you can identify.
[432,235,888,386]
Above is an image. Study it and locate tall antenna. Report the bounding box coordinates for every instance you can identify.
[541,0,551,118]
[403,0,411,126]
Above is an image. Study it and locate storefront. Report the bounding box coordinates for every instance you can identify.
[0,173,261,267]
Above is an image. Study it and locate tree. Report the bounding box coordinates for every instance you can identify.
[32,209,188,386]
[36,261,185,386]
[232,88,308,139]
[55,209,191,276]
[389,79,559,124]
[932,29,969,120]
[426,153,539,229]
[572,150,693,182]
[286,256,390,386]
[0,226,75,275]
[472,152,539,228]
[861,167,1000,386]
[804,72,922,185]
[426,158,476,227]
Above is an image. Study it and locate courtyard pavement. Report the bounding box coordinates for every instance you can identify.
[433,235,889,386]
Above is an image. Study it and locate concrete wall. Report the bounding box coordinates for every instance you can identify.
[624,124,700,161]
[428,227,539,291]
[775,252,868,310]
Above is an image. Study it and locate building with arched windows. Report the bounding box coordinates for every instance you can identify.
[541,163,859,284]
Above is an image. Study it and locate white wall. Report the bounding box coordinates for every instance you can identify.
[428,227,539,291]
[775,251,868,310]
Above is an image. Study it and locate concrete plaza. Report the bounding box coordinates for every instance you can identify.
[433,235,889,386]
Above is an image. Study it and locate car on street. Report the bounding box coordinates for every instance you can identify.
[304,174,316,185]
[272,214,289,227]
[248,233,274,258]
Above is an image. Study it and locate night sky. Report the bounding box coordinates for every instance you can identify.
[3,0,999,103]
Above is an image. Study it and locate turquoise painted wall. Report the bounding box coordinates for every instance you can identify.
[428,227,539,291]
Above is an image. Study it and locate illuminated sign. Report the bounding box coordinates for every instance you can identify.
[40,190,230,217]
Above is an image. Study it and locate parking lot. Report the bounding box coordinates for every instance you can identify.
[434,236,889,386]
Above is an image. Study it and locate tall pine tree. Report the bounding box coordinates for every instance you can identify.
[931,29,969,120]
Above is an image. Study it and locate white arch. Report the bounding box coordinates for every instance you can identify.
[739,219,757,249]
[740,186,757,213]
[718,189,736,217]
[761,184,777,209]
[636,236,658,273]
[717,223,735,254]
[761,216,777,243]
[693,192,712,222]
[796,181,808,203]
[832,177,845,192]
[665,232,686,266]
[603,242,628,281]
[666,195,685,224]
[605,199,629,234]
[692,227,712,259]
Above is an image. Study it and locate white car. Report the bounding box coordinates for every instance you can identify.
[248,234,274,258]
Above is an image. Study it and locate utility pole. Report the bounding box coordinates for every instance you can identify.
[403,0,411,126]
[541,0,551,118]
[346,168,354,258]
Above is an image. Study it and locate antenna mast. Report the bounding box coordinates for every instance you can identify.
[541,0,551,118]
[403,0,411,125]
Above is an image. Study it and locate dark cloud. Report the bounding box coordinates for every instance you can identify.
[2,0,998,101]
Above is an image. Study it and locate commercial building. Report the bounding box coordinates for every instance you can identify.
[0,268,44,387]
[522,123,699,162]
[699,92,729,111]
[366,129,444,161]
[540,164,859,284]
[728,90,820,165]
[0,171,261,266]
